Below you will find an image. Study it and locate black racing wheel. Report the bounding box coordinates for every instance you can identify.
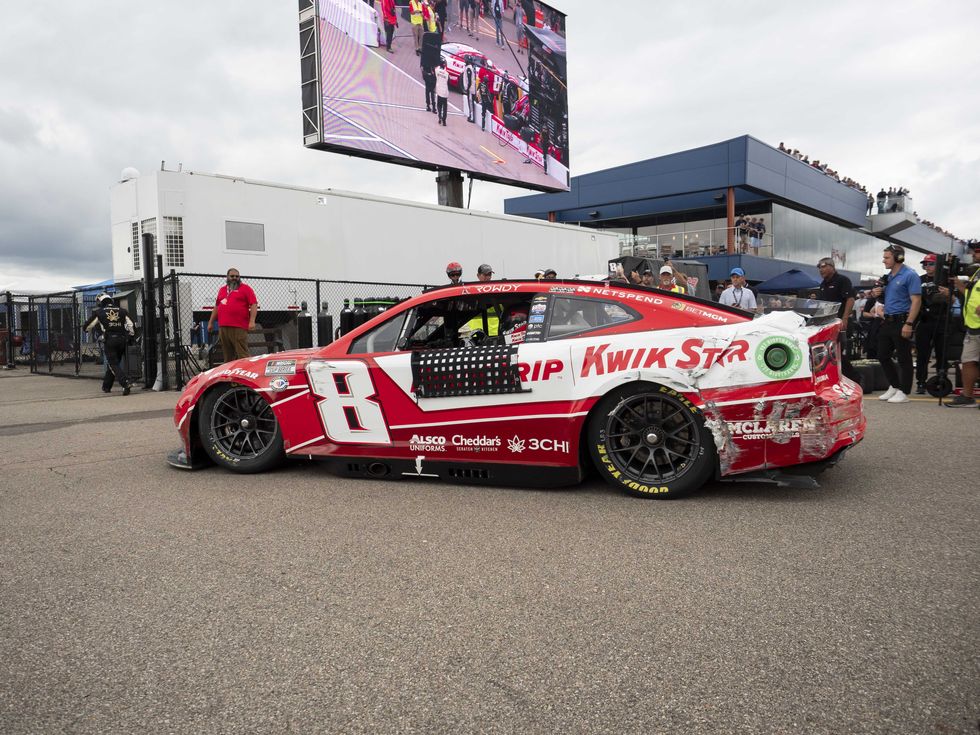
[588,383,716,499]
[198,384,284,473]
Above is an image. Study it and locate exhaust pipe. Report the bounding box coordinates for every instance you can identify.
[367,462,389,477]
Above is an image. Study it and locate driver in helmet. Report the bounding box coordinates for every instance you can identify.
[446,261,463,285]
[83,292,136,395]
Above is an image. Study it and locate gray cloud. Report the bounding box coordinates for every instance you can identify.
[1,0,977,291]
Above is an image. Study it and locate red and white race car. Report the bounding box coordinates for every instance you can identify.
[168,280,865,499]
[440,42,517,92]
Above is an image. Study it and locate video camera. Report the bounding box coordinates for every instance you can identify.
[934,253,978,285]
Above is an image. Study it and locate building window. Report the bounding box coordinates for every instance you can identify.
[225,221,265,252]
[140,218,158,265]
[131,221,140,271]
[163,216,184,267]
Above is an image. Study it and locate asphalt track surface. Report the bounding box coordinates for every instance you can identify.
[1,371,977,733]
[318,11,561,189]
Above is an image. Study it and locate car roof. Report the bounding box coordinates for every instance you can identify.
[443,43,481,55]
[421,279,751,319]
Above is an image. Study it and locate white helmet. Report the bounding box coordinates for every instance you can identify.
[96,292,114,306]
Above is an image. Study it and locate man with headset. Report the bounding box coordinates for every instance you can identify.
[871,244,921,403]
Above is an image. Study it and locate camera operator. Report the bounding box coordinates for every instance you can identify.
[870,244,921,404]
[914,253,951,394]
[947,243,980,407]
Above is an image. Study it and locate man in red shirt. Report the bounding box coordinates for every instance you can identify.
[207,268,257,362]
[381,0,398,53]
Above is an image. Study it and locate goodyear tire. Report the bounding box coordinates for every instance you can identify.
[588,384,716,499]
[198,383,284,473]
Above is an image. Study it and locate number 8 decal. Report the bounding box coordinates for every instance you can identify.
[307,360,391,444]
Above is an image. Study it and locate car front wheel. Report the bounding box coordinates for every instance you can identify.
[588,384,715,498]
[198,384,284,473]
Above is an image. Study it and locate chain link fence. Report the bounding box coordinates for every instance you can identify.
[162,272,429,389]
[2,282,145,380]
[4,273,429,389]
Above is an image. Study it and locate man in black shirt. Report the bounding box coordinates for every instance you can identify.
[816,257,856,379]
[914,253,950,393]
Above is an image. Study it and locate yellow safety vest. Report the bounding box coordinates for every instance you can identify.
[964,268,980,331]
[466,306,500,337]
[410,0,423,24]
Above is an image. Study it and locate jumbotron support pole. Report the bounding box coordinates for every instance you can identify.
[437,170,464,208]
[727,186,735,254]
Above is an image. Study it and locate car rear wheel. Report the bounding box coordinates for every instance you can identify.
[587,384,715,499]
[198,384,284,473]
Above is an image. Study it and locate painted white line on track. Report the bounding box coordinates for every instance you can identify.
[322,134,387,142]
[364,47,462,112]
[322,106,418,160]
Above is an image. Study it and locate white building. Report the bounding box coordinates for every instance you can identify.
[109,168,618,289]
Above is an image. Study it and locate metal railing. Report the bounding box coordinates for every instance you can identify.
[4,273,431,389]
[2,282,145,380]
[618,226,774,259]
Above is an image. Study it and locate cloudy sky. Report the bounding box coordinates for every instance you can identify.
[1,1,978,291]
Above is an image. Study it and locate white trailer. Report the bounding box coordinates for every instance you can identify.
[110,168,619,302]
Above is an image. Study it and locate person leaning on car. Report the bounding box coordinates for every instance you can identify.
[208,268,257,362]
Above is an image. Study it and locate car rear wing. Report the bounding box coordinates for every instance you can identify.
[758,298,842,326]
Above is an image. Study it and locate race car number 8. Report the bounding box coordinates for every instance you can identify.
[307,360,391,444]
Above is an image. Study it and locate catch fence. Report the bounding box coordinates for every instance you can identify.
[2,273,429,390]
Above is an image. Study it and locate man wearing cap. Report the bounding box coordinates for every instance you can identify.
[542,268,557,280]
[815,257,856,377]
[465,264,499,337]
[870,244,921,403]
[640,268,655,287]
[947,242,980,407]
[914,253,950,393]
[719,268,758,310]
[658,263,687,294]
[446,261,463,285]
[534,268,545,280]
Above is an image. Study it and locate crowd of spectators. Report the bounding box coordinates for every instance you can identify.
[915,214,962,241]
[777,142,868,194]
[778,142,965,243]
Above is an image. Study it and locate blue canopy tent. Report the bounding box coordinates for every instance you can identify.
[754,269,821,294]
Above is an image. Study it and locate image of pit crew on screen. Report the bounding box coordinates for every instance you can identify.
[312,0,568,191]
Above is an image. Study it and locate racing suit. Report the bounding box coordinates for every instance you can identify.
[84,305,136,392]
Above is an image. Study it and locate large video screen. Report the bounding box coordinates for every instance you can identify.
[299,0,569,191]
